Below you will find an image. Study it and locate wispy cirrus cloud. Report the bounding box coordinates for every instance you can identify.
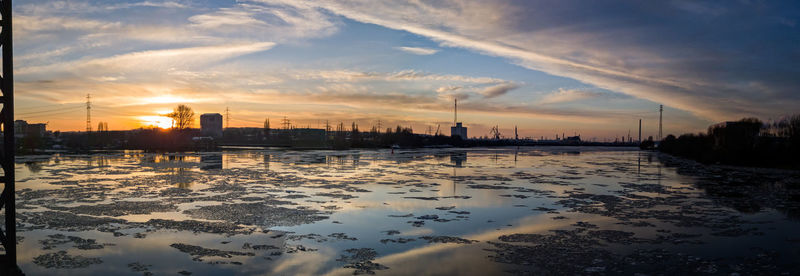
[287,69,509,85]
[479,83,519,98]
[395,46,439,55]
[188,8,268,29]
[18,42,276,77]
[17,42,277,108]
[186,3,339,40]
[435,85,468,101]
[17,0,798,138]
[436,86,462,93]
[15,0,340,62]
[253,0,800,122]
[108,1,187,10]
[539,88,606,105]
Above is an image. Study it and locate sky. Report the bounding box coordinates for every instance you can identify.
[14,0,800,140]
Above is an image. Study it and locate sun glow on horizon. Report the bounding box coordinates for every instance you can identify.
[138,116,173,129]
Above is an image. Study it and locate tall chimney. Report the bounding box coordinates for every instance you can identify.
[638,119,642,143]
[454,98,457,126]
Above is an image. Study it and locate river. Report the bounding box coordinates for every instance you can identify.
[9,147,800,275]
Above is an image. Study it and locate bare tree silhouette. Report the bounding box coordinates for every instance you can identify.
[168,104,195,130]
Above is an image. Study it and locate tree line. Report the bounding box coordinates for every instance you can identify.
[658,115,800,169]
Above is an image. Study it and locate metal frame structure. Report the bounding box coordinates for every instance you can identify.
[0,0,19,274]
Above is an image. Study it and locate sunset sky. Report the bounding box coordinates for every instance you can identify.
[15,0,800,140]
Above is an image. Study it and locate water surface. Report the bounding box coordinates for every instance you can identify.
[9,147,800,275]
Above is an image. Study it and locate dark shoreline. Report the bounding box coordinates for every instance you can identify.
[17,143,640,156]
[657,150,800,173]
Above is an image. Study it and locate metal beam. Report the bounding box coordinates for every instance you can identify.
[0,0,21,274]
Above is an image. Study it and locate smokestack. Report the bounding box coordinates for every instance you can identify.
[638,119,642,143]
[454,98,457,126]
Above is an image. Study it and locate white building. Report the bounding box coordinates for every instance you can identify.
[450,122,467,139]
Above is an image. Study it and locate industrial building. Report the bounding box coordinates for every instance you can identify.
[200,113,223,138]
[450,99,468,139]
[451,122,467,139]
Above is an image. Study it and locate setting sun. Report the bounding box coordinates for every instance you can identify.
[138,115,173,129]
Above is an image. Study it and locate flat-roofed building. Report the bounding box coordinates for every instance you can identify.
[14,120,47,138]
[200,113,223,138]
[451,122,467,139]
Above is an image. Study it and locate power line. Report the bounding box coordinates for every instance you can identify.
[16,106,83,116]
[17,108,83,118]
[17,102,82,112]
